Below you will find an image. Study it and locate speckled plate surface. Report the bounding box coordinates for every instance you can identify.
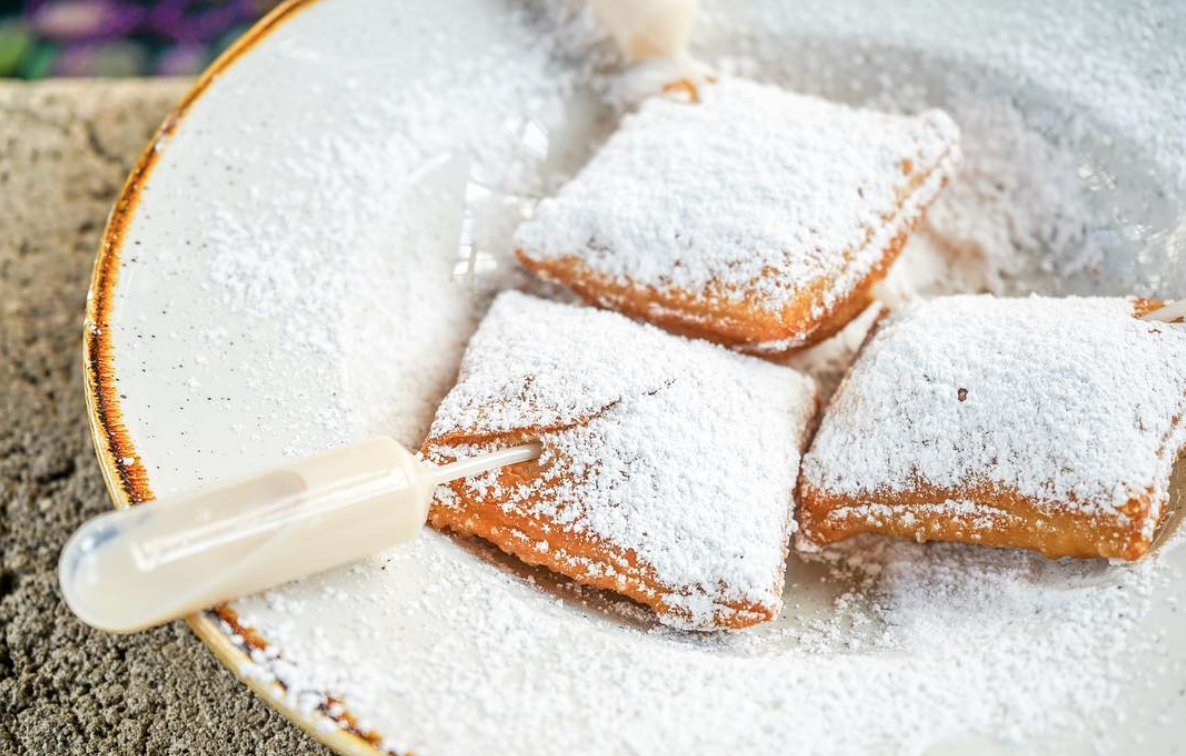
[84,1,1186,754]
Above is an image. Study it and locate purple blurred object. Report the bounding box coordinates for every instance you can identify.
[28,0,146,41]
[155,41,205,75]
[5,0,282,78]
[147,0,256,43]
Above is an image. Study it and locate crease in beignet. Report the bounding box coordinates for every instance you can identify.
[423,291,817,630]
[427,417,777,630]
[798,480,1168,561]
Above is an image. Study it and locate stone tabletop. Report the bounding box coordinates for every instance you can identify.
[0,79,328,756]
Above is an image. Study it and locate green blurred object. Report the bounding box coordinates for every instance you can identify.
[20,40,58,80]
[0,19,33,77]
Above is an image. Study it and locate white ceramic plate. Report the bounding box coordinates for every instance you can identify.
[84,1,1186,754]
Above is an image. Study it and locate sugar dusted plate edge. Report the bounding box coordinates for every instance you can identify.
[81,1,386,753]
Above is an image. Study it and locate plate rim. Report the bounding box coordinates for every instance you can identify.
[80,1,387,753]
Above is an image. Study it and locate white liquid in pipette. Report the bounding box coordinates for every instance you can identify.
[60,438,540,632]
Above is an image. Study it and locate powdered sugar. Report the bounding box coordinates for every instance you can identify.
[122,0,1186,753]
[803,295,1186,520]
[424,291,816,628]
[516,76,960,319]
[232,518,1185,755]
[916,87,1106,289]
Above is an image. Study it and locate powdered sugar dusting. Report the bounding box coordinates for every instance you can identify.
[803,295,1186,519]
[516,76,960,317]
[231,521,1186,755]
[424,291,816,628]
[121,0,1186,753]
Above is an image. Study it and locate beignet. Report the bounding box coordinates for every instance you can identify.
[422,291,817,629]
[798,295,1186,560]
[515,76,961,355]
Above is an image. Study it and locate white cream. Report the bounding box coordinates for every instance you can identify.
[590,0,699,62]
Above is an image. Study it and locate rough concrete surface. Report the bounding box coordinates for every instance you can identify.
[0,80,328,756]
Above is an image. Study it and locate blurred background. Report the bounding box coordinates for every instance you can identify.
[0,0,282,78]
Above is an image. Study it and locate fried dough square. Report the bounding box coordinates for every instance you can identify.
[422,291,817,629]
[515,76,961,355]
[797,295,1186,560]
